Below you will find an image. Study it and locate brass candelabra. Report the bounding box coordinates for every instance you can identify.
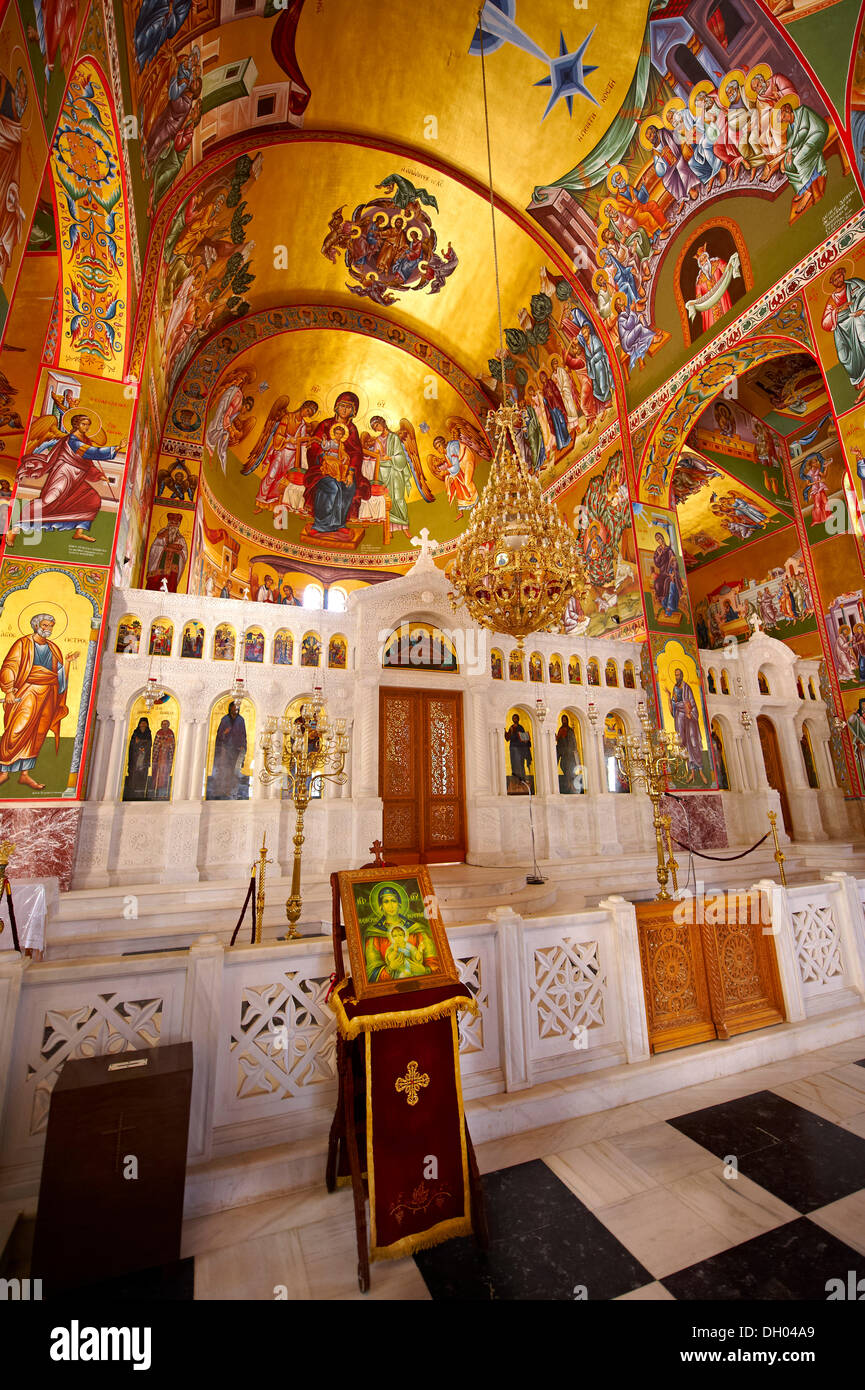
[613,706,687,901]
[259,692,349,937]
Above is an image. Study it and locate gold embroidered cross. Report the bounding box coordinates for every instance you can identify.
[395,1060,429,1106]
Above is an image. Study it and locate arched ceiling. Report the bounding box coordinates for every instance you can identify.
[115,0,864,575]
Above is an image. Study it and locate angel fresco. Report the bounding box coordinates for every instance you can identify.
[427,418,490,515]
[241,397,320,510]
[17,408,119,541]
[321,176,458,307]
[363,416,431,533]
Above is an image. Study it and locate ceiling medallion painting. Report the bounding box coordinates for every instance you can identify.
[321,174,458,307]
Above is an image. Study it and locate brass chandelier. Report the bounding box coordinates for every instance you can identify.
[447,401,584,649]
[448,8,585,648]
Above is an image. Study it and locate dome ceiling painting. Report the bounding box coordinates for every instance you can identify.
[106,0,865,579]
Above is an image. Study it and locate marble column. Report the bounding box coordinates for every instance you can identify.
[100,715,128,802]
[172,718,196,801]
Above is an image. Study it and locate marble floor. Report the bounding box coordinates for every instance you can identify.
[10,1036,864,1301]
[176,1034,865,1301]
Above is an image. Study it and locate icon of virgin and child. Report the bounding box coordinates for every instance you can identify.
[359,882,441,984]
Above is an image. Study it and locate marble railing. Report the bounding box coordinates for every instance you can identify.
[2,876,865,1199]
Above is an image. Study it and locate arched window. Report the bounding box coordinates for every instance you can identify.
[720,670,730,695]
[623,661,635,690]
[556,711,585,794]
[122,693,180,802]
[808,679,817,700]
[549,655,564,684]
[116,615,142,655]
[273,629,293,665]
[204,694,255,801]
[711,718,730,790]
[148,618,173,656]
[301,632,322,667]
[328,634,348,668]
[213,624,236,661]
[603,714,630,793]
[587,658,600,687]
[796,676,805,700]
[302,583,324,610]
[758,670,770,695]
[490,648,504,680]
[800,724,820,789]
[605,659,618,688]
[528,652,544,683]
[180,620,204,658]
[568,656,582,685]
[327,586,347,612]
[707,669,717,695]
[243,627,265,662]
[504,707,535,794]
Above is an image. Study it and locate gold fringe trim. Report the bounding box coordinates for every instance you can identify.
[370,1215,474,1262]
[329,980,479,1038]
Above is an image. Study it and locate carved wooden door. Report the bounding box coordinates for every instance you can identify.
[757,716,792,835]
[379,688,466,863]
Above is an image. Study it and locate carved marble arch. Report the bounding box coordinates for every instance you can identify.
[504,704,537,796]
[800,720,820,790]
[148,617,174,657]
[710,716,732,791]
[602,710,631,793]
[549,654,564,684]
[490,647,505,680]
[707,668,717,694]
[115,614,142,655]
[568,655,582,685]
[120,689,181,804]
[555,708,586,795]
[808,678,818,700]
[797,675,805,699]
[758,669,771,695]
[720,669,731,695]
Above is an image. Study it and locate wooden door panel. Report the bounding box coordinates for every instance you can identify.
[635,901,717,1054]
[380,687,466,864]
[423,694,465,862]
[380,691,421,861]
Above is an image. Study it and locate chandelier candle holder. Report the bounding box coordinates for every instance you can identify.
[447,403,585,650]
[613,704,687,901]
[259,694,349,937]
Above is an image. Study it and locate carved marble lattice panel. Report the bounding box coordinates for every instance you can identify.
[429,802,457,843]
[230,973,337,1101]
[27,995,164,1135]
[382,697,413,798]
[791,904,845,989]
[428,700,456,797]
[530,938,606,1045]
[455,954,487,1055]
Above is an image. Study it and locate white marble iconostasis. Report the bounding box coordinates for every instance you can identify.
[76,555,852,891]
